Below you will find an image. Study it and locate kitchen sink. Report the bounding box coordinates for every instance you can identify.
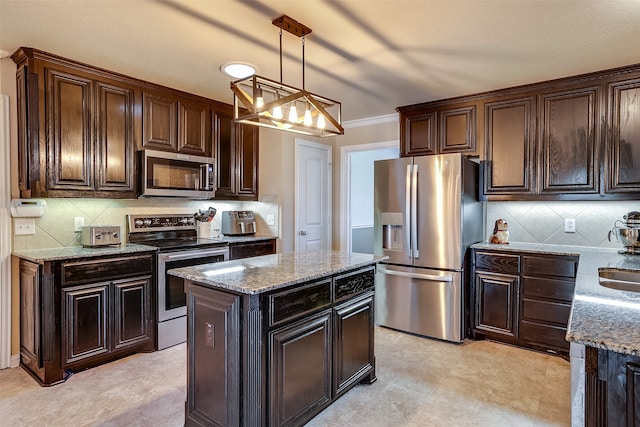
[598,268,640,292]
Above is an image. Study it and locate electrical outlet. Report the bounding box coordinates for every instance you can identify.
[564,218,576,233]
[74,217,85,232]
[266,214,276,226]
[14,218,35,235]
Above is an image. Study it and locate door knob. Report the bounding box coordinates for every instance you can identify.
[299,230,307,236]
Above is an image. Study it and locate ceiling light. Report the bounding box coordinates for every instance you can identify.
[220,62,256,79]
[230,15,344,137]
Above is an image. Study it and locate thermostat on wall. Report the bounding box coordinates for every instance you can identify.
[10,199,47,218]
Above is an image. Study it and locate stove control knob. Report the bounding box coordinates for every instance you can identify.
[179,217,188,225]
[143,219,152,226]
[188,217,195,225]
[134,219,143,227]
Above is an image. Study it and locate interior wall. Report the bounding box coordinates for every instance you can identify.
[486,200,640,248]
[1,56,19,363]
[333,115,399,249]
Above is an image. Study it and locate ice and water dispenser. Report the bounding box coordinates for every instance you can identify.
[381,212,404,251]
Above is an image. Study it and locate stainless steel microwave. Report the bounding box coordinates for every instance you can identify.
[140,150,216,199]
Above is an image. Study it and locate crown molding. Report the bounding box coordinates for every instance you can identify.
[342,113,398,129]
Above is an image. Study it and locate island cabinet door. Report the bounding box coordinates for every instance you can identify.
[333,292,375,398]
[268,309,332,427]
[185,284,240,427]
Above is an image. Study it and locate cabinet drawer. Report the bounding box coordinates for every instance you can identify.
[334,267,375,302]
[521,298,571,326]
[522,277,575,302]
[522,255,578,278]
[474,252,520,274]
[62,254,154,286]
[519,320,569,351]
[229,240,276,260]
[267,279,332,327]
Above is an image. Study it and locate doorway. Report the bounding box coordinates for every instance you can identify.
[295,139,332,251]
[340,141,399,253]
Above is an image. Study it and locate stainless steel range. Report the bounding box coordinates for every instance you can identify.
[128,214,229,350]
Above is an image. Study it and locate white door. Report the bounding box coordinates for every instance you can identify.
[295,139,331,251]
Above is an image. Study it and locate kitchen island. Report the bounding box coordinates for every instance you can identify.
[168,250,387,427]
[472,242,640,427]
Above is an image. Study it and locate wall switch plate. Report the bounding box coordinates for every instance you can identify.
[564,218,576,233]
[14,218,35,235]
[266,214,275,226]
[74,217,85,232]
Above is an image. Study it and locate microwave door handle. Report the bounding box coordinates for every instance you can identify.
[200,164,209,190]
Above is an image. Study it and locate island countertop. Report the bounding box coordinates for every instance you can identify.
[472,242,640,356]
[168,250,388,295]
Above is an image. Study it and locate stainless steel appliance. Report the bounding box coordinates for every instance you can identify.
[608,211,640,254]
[140,149,216,199]
[374,153,482,342]
[80,225,121,247]
[221,210,257,235]
[128,214,229,350]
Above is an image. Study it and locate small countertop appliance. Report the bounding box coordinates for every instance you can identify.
[81,225,121,247]
[221,211,256,236]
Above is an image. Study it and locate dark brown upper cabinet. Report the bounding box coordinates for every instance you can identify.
[12,48,138,198]
[400,62,640,200]
[398,102,477,157]
[606,77,640,193]
[214,106,259,201]
[12,47,259,200]
[483,95,536,196]
[539,86,600,195]
[142,91,212,157]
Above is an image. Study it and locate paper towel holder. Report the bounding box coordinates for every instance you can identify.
[10,199,47,217]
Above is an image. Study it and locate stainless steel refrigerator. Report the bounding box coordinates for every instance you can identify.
[373,153,482,342]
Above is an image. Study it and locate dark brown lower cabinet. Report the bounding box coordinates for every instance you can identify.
[229,239,276,260]
[17,253,155,386]
[184,266,376,427]
[269,310,332,426]
[585,346,640,427]
[472,249,578,354]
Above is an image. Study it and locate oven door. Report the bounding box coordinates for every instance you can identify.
[157,246,229,322]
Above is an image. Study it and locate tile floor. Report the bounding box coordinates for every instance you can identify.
[0,327,570,426]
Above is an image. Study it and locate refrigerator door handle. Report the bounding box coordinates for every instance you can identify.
[411,163,419,258]
[405,164,412,259]
[380,267,453,283]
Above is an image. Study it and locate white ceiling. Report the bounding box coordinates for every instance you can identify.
[2,0,640,122]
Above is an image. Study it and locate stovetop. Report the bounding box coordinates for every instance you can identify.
[127,214,225,251]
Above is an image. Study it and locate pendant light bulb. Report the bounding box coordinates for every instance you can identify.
[273,105,283,120]
[288,104,298,123]
[256,88,264,109]
[303,105,313,126]
[317,113,326,129]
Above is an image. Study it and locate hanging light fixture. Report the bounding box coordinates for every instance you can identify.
[230,15,344,137]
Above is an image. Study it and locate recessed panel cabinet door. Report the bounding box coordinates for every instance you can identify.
[540,87,600,194]
[484,96,536,195]
[607,79,640,192]
[62,282,110,366]
[113,277,152,349]
[236,124,258,196]
[400,111,436,156]
[143,92,177,151]
[475,272,519,338]
[178,100,211,156]
[439,105,476,154]
[95,82,136,193]
[47,69,93,191]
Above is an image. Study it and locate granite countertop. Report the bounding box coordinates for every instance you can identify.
[472,242,640,356]
[168,250,387,295]
[12,243,158,263]
[12,235,277,263]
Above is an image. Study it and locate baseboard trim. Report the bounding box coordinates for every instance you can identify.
[10,354,19,368]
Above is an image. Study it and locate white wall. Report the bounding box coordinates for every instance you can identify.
[486,200,640,248]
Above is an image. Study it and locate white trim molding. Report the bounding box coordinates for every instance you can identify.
[342,113,398,129]
[339,140,399,252]
[0,94,12,369]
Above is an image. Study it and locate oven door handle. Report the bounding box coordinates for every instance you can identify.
[158,248,229,262]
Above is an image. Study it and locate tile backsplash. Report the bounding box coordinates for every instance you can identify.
[13,196,280,250]
[485,201,640,248]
